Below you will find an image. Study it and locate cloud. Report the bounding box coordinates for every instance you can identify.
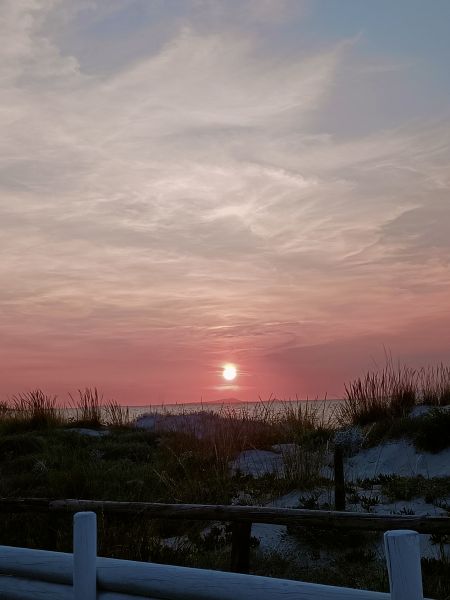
[0,0,449,401]
[191,0,306,25]
[380,195,450,257]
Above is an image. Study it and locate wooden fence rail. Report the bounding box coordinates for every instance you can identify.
[1,497,450,575]
[1,497,449,532]
[0,511,428,600]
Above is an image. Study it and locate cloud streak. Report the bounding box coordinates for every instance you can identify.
[0,0,449,402]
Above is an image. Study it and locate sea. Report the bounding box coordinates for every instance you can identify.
[59,398,342,425]
[122,398,342,424]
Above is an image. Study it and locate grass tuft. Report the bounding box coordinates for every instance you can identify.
[69,387,103,428]
[103,400,131,429]
[340,360,450,427]
[8,390,62,431]
[418,364,450,406]
[339,362,417,426]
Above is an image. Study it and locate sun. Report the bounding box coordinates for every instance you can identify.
[222,363,237,381]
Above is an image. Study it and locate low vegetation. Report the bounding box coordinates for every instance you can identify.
[0,362,449,599]
[0,389,334,551]
[364,408,450,452]
[339,360,450,427]
[377,475,450,506]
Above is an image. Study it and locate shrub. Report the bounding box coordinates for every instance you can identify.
[364,417,418,447]
[0,434,45,457]
[101,441,154,463]
[414,409,450,453]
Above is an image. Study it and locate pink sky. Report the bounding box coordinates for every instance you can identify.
[1,1,450,404]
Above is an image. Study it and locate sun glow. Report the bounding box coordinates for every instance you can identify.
[222,363,237,381]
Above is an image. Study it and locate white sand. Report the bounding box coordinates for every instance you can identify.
[231,449,284,477]
[342,439,450,481]
[135,411,223,438]
[65,427,109,437]
[234,439,450,481]
[138,410,450,559]
[232,440,450,558]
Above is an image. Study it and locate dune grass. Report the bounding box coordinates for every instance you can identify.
[0,387,132,433]
[69,387,103,428]
[0,375,449,598]
[339,362,417,426]
[339,361,450,427]
[418,364,450,406]
[0,390,63,432]
[0,391,334,506]
[103,400,131,428]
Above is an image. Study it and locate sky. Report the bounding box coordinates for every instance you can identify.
[1,0,450,404]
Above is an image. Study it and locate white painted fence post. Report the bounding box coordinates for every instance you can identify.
[73,511,97,600]
[384,530,423,600]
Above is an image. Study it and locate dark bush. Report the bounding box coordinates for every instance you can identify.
[101,441,154,463]
[0,434,45,457]
[414,409,450,453]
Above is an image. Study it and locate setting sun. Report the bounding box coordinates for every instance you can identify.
[222,364,237,381]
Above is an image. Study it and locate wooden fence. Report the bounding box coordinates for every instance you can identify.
[1,497,450,574]
[0,511,428,600]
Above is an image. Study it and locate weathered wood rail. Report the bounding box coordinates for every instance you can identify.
[1,497,449,531]
[0,512,430,600]
[1,497,450,575]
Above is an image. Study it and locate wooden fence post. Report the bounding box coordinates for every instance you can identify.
[384,530,424,600]
[230,521,252,574]
[73,511,97,600]
[334,445,346,511]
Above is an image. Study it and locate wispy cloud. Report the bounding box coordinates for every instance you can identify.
[0,0,449,401]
